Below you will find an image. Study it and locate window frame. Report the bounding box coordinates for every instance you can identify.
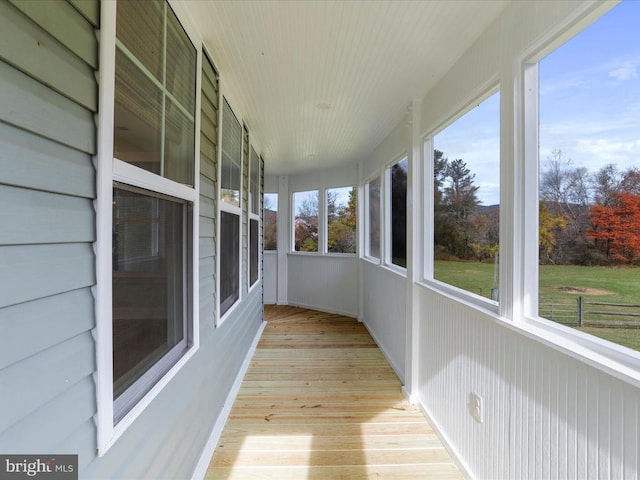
[95,0,201,455]
[325,185,358,256]
[291,189,320,254]
[263,192,278,252]
[518,7,640,383]
[422,86,501,312]
[364,174,383,263]
[384,155,409,273]
[217,97,243,324]
[248,145,261,289]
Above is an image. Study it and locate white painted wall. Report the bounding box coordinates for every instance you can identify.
[264,164,361,314]
[288,254,358,317]
[361,260,406,381]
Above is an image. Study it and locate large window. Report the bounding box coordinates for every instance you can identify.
[327,186,357,254]
[432,91,500,301]
[111,0,197,423]
[537,1,640,352]
[219,99,242,318]
[366,177,381,259]
[387,157,408,268]
[293,190,319,252]
[263,193,278,250]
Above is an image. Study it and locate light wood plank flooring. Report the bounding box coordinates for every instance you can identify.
[206,306,462,479]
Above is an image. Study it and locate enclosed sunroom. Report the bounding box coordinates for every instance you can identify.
[1,0,639,478]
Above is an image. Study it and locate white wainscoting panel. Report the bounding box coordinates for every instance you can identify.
[416,286,640,479]
[361,260,407,382]
[287,254,358,317]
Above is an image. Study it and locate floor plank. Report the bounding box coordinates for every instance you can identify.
[205,306,462,479]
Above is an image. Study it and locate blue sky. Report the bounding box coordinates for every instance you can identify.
[435,0,640,206]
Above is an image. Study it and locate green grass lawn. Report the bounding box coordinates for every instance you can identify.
[434,260,640,351]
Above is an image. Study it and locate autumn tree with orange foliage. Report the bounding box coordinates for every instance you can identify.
[588,192,640,262]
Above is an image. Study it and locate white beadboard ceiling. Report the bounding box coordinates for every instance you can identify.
[183,0,510,175]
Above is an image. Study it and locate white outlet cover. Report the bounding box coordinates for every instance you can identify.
[469,392,483,423]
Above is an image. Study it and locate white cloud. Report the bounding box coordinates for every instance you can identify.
[608,62,638,83]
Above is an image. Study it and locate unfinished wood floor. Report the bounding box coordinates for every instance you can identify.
[206,306,462,479]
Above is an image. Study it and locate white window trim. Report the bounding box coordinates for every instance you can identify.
[263,192,278,252]
[421,85,500,312]
[324,185,358,256]
[217,98,243,326]
[95,0,201,455]
[291,189,321,255]
[248,147,261,290]
[364,173,383,263]
[384,155,409,275]
[516,25,640,387]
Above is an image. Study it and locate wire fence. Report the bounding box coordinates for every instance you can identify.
[540,296,640,328]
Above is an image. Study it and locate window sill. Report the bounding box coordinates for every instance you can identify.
[516,315,640,389]
[418,278,499,315]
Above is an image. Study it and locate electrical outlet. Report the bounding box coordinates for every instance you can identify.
[469,392,483,423]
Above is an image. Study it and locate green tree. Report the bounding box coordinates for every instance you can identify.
[439,157,480,258]
[328,186,357,253]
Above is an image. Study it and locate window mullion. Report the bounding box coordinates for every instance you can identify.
[160,1,167,178]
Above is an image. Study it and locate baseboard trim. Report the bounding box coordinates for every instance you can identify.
[191,320,267,480]
[415,399,473,480]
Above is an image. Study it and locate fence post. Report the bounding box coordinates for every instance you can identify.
[577,296,583,327]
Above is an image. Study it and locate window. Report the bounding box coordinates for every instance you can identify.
[327,186,357,254]
[221,99,242,207]
[109,0,197,425]
[537,1,640,352]
[293,190,319,252]
[264,193,278,250]
[114,0,195,185]
[112,186,190,417]
[366,177,381,259]
[219,99,242,318]
[249,147,260,287]
[432,91,500,301]
[387,157,408,268]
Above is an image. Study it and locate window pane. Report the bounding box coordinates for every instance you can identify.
[114,0,196,186]
[294,190,318,252]
[433,92,500,300]
[390,158,407,268]
[166,5,196,112]
[112,187,185,400]
[221,99,242,206]
[327,186,357,254]
[114,49,163,173]
[539,2,640,351]
[250,219,259,285]
[116,0,163,82]
[220,212,240,315]
[164,98,195,185]
[264,193,278,250]
[250,147,260,214]
[368,177,381,259]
